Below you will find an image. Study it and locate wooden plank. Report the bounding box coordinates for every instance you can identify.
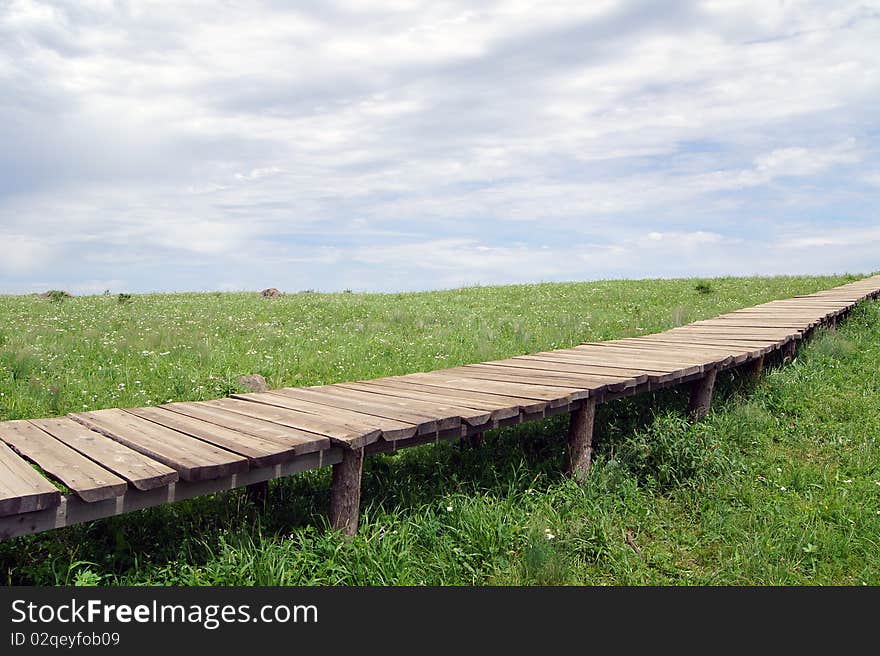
[622,337,763,361]
[0,440,61,517]
[357,378,550,414]
[665,326,801,338]
[71,409,248,482]
[634,334,776,354]
[0,449,342,541]
[514,354,680,383]
[264,386,463,432]
[201,398,381,449]
[230,392,422,440]
[29,417,177,491]
[486,356,652,385]
[403,372,585,405]
[587,341,737,367]
[576,343,729,368]
[692,319,813,329]
[541,348,704,377]
[300,385,492,427]
[0,421,127,502]
[336,381,521,420]
[433,366,605,395]
[660,333,788,345]
[161,402,330,454]
[464,363,635,391]
[127,407,299,468]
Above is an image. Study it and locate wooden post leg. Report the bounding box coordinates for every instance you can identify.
[688,368,717,419]
[468,433,483,448]
[782,340,796,363]
[566,398,596,481]
[747,355,764,379]
[330,448,364,538]
[246,481,269,507]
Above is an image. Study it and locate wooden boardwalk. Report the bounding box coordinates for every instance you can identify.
[1,275,879,540]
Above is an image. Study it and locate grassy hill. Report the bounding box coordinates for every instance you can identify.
[1,274,878,585]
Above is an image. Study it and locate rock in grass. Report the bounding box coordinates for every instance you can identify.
[260,288,283,298]
[238,374,268,393]
[40,290,73,301]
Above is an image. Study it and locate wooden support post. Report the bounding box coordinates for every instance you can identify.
[688,368,717,420]
[329,447,364,538]
[468,433,483,448]
[747,355,764,379]
[245,481,269,507]
[566,398,596,481]
[782,340,796,363]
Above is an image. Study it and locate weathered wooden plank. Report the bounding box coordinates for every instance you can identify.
[633,334,774,356]
[302,384,493,427]
[127,407,299,468]
[449,365,610,393]
[546,348,704,377]
[594,341,741,366]
[29,417,178,491]
[692,319,813,329]
[403,372,584,405]
[336,381,521,420]
[0,440,61,517]
[627,334,763,350]
[230,391,423,440]
[0,421,127,502]
[161,402,330,454]
[485,356,652,385]
[577,343,730,368]
[356,378,550,414]
[464,363,633,392]
[71,409,248,482]
[515,353,679,382]
[0,449,342,541]
[267,386,463,432]
[201,398,381,449]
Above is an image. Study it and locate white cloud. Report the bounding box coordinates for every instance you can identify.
[0,234,55,275]
[776,226,880,250]
[0,1,877,293]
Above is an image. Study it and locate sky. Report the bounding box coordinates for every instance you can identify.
[0,0,878,295]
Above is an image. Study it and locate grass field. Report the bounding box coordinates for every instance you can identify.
[1,274,878,585]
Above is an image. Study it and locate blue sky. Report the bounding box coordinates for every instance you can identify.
[1,0,878,294]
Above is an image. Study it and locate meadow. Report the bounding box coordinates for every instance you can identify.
[0,273,878,585]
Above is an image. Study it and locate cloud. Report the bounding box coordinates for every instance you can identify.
[0,233,55,275]
[0,1,878,293]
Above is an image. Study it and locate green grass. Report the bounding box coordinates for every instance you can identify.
[0,273,878,585]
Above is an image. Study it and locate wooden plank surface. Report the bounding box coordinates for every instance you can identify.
[127,407,300,468]
[336,381,521,420]
[463,363,634,392]
[299,384,493,427]
[403,372,585,405]
[585,342,737,368]
[30,417,177,491]
[71,409,248,482]
[161,402,330,454]
[515,354,678,382]
[486,356,652,384]
[357,378,550,414]
[543,349,704,377]
[230,391,424,439]
[262,387,459,432]
[0,421,127,502]
[0,440,61,517]
[200,398,381,448]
